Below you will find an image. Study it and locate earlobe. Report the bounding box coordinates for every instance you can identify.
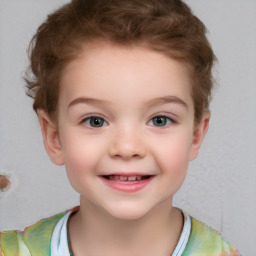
[37,109,64,166]
[189,112,210,160]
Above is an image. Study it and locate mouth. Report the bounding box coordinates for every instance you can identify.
[99,174,154,192]
[101,175,152,183]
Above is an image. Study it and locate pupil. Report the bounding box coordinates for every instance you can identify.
[153,116,166,126]
[91,117,103,127]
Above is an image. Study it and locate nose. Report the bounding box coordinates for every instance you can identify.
[109,126,146,160]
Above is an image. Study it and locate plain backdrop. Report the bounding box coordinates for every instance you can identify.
[0,1,255,255]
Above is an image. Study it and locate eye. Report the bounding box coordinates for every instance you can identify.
[83,116,107,128]
[148,115,174,127]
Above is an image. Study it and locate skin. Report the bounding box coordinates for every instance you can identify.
[38,42,209,256]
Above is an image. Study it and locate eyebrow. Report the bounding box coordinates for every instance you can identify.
[145,96,188,109]
[68,97,111,109]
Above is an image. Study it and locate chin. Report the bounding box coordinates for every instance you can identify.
[104,203,151,221]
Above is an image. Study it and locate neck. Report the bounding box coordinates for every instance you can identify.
[69,198,183,256]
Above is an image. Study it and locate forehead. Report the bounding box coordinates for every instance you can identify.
[59,43,193,110]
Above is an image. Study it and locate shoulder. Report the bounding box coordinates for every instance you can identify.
[0,207,78,256]
[183,216,241,256]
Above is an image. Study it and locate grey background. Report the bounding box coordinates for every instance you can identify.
[0,1,255,255]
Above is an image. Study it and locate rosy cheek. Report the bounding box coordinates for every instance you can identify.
[63,138,100,173]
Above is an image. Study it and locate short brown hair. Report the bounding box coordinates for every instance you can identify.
[25,0,216,124]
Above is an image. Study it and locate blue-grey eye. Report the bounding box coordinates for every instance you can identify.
[84,116,106,127]
[150,116,172,127]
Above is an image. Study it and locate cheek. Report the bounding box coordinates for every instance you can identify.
[157,134,192,166]
[154,135,192,187]
[60,132,102,184]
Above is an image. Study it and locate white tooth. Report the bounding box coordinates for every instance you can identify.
[109,175,115,181]
[120,176,128,181]
[136,176,142,181]
[128,176,136,181]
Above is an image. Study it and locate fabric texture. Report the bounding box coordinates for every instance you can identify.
[0,206,241,256]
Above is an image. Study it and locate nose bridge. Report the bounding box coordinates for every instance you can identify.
[109,123,146,159]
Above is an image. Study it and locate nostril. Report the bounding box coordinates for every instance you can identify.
[0,175,11,192]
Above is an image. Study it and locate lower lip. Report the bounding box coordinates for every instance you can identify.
[99,176,154,193]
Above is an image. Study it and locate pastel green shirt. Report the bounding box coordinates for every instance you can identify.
[0,207,241,256]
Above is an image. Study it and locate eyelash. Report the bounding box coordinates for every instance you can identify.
[81,114,176,128]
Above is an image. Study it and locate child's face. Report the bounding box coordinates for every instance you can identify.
[40,43,209,220]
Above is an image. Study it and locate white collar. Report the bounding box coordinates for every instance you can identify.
[51,210,72,256]
[172,211,191,256]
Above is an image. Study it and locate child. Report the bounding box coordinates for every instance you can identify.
[0,0,241,255]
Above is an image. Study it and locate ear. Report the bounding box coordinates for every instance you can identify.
[37,109,64,166]
[189,112,210,160]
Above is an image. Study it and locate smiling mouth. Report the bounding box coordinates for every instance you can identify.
[102,175,152,183]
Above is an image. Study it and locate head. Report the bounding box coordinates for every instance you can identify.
[25,0,215,219]
[25,0,215,126]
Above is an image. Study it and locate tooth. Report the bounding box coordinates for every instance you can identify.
[120,176,128,181]
[128,176,136,181]
[109,175,115,181]
[136,176,142,181]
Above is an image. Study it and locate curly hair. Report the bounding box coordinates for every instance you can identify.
[25,0,216,124]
